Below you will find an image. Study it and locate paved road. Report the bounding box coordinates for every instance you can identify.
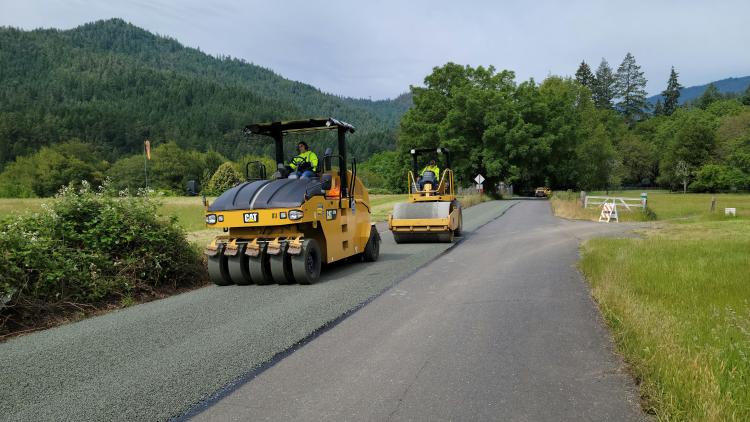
[0,201,513,422]
[193,201,646,421]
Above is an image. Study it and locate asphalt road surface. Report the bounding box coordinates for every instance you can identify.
[192,201,646,421]
[0,200,513,422]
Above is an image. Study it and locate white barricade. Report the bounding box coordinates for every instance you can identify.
[598,202,619,223]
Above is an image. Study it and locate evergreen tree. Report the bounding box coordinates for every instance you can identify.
[696,83,722,109]
[592,59,616,109]
[575,61,595,90]
[743,84,750,106]
[654,99,665,116]
[614,52,649,124]
[660,66,683,115]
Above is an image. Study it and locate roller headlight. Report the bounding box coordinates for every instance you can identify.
[217,215,224,222]
[206,214,217,224]
[288,210,304,220]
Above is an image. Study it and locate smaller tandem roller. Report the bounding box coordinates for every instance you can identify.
[204,118,380,285]
[388,147,463,243]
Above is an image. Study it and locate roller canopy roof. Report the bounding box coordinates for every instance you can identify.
[244,118,355,137]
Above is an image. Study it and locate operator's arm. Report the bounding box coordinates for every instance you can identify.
[309,152,318,172]
[289,155,301,170]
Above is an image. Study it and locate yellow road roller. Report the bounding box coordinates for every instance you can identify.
[204,118,380,285]
[388,147,462,243]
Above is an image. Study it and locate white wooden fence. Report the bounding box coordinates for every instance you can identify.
[583,194,647,211]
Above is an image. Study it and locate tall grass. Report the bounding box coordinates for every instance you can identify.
[457,193,491,208]
[0,198,45,216]
[580,218,750,420]
[159,197,211,232]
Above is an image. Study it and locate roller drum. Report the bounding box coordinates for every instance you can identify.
[392,201,451,219]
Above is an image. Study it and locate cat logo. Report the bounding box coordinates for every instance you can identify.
[326,209,337,220]
[244,212,259,223]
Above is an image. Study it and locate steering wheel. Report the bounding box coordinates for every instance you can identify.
[289,156,305,165]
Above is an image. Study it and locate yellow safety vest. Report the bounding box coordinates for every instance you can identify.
[290,150,318,171]
[420,165,440,180]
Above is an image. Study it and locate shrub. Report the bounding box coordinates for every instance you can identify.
[206,162,243,195]
[0,181,205,334]
[690,164,748,192]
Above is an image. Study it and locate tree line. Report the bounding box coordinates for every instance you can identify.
[1,18,748,197]
[370,56,750,194]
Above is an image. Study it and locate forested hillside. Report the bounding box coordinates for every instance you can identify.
[648,75,750,105]
[0,18,410,168]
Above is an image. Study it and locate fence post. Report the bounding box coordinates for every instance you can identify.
[710,196,716,212]
[640,192,648,209]
[581,191,587,208]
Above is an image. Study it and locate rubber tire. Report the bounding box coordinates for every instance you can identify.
[269,245,295,284]
[291,239,322,285]
[248,247,274,285]
[227,244,253,285]
[362,226,380,262]
[207,246,233,286]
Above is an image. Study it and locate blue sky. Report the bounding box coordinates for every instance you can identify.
[1,0,748,99]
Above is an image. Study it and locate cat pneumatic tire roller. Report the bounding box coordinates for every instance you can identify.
[204,118,380,285]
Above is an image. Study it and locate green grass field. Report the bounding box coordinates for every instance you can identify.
[552,190,750,222]
[563,192,750,421]
[0,198,46,216]
[0,196,211,232]
[369,194,408,221]
[0,193,491,250]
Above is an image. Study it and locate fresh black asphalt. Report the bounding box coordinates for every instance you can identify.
[0,200,514,421]
[191,201,647,421]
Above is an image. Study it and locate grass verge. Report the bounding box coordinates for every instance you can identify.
[580,217,750,420]
[458,193,492,208]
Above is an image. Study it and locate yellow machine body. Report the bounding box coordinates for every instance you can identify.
[388,149,463,243]
[203,118,380,285]
[206,171,372,264]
